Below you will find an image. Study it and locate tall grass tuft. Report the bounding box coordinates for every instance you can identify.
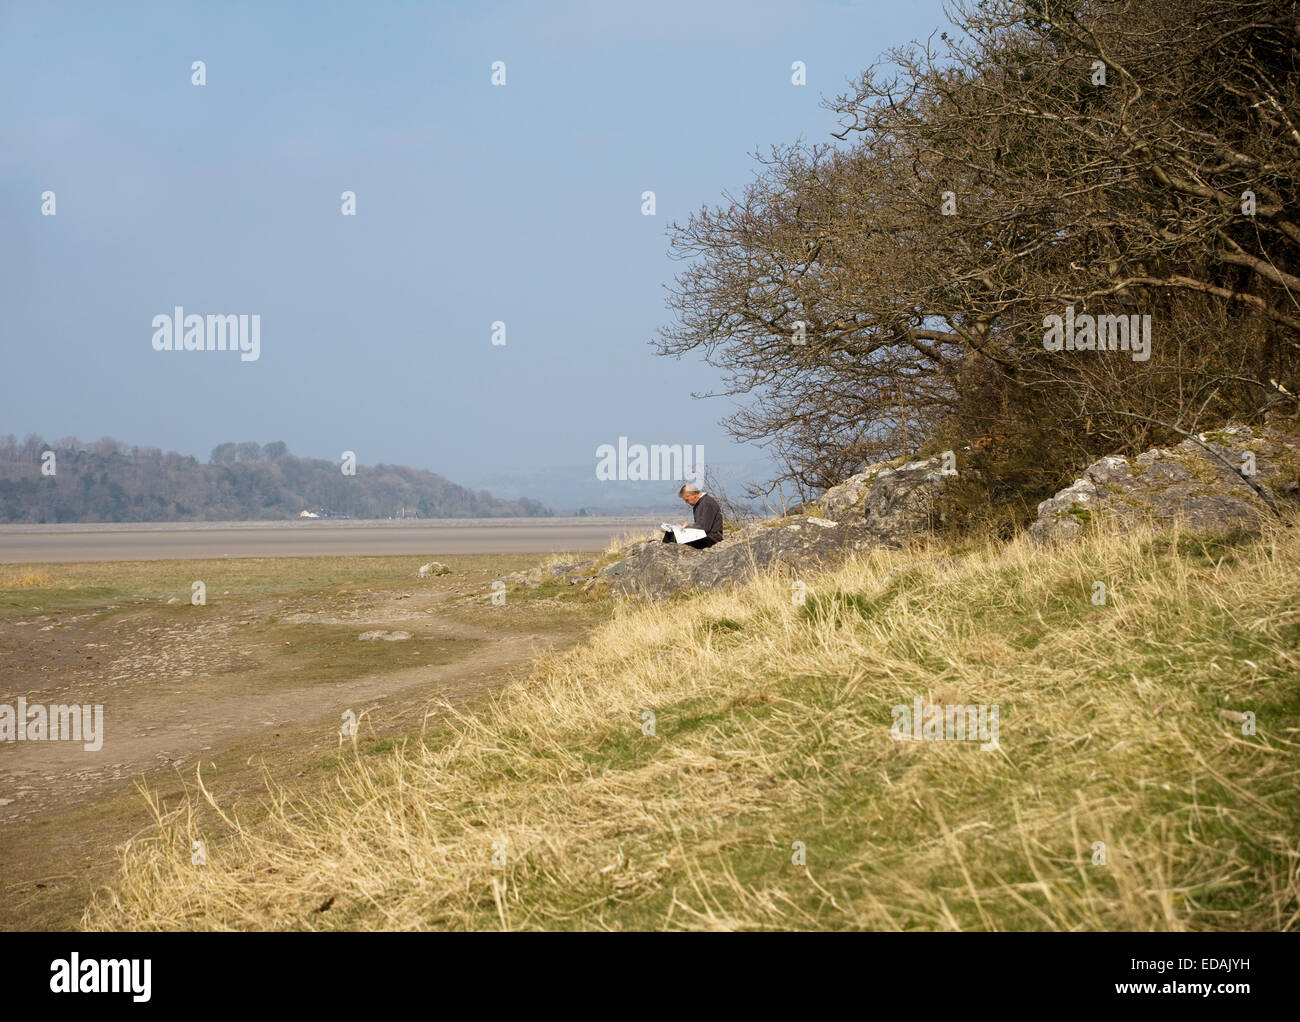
[3,569,54,588]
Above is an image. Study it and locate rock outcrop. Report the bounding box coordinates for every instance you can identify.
[819,453,958,525]
[1029,424,1300,543]
[503,425,1298,601]
[599,516,877,599]
[600,452,958,599]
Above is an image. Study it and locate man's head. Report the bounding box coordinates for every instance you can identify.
[678,482,704,506]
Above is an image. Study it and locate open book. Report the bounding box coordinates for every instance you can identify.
[660,522,707,544]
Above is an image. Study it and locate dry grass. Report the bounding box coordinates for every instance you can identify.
[603,530,658,558]
[532,551,596,574]
[2,569,53,588]
[84,521,1300,930]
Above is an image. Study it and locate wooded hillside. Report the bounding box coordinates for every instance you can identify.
[0,435,551,522]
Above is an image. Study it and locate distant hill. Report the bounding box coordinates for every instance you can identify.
[0,435,552,523]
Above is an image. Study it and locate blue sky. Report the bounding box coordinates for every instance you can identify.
[0,0,951,508]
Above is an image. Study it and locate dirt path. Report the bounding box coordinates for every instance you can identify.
[0,560,601,929]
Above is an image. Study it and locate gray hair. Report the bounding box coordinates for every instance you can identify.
[678,482,703,496]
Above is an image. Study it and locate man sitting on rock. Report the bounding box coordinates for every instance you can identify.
[663,483,724,549]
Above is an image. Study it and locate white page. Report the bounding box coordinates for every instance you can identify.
[661,523,707,544]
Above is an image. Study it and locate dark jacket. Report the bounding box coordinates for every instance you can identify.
[692,493,724,545]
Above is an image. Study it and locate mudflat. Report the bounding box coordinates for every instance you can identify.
[0,517,649,564]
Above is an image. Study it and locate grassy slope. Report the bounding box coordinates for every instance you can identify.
[83,522,1300,930]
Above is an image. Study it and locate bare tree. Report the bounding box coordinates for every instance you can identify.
[659,0,1300,511]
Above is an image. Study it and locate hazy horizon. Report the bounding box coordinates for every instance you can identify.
[1,0,949,508]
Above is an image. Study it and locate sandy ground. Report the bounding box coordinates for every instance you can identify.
[0,517,649,563]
